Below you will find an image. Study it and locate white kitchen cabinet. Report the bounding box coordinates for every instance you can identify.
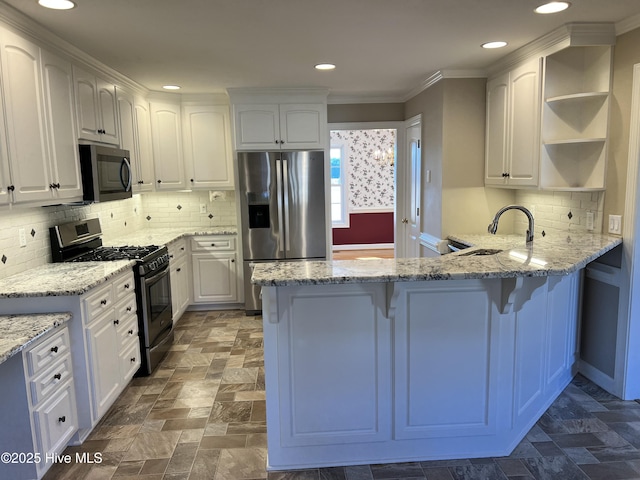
[485,57,541,188]
[133,96,155,192]
[232,103,326,150]
[73,65,119,145]
[168,238,190,322]
[182,104,234,189]
[540,46,612,190]
[150,99,186,190]
[0,323,78,480]
[0,29,82,206]
[191,235,239,304]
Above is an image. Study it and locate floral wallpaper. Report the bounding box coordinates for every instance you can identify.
[330,129,395,210]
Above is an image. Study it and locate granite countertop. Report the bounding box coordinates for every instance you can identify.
[105,226,237,248]
[0,312,72,365]
[251,232,622,286]
[0,226,238,299]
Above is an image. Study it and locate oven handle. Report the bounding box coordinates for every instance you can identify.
[143,264,170,286]
[121,157,132,192]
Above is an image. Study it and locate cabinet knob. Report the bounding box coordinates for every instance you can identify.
[126,306,132,312]
[58,416,66,423]
[176,268,181,272]
[190,179,194,182]
[114,319,120,325]
[54,373,62,380]
[7,185,14,192]
[130,357,136,363]
[50,346,59,353]
[211,243,215,246]
[180,247,185,251]
[231,259,235,263]
[100,299,107,305]
[128,329,134,335]
[157,179,162,184]
[275,140,279,144]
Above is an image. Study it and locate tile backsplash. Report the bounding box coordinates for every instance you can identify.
[513,190,605,237]
[0,191,238,280]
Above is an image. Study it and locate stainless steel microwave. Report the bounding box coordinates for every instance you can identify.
[79,144,132,203]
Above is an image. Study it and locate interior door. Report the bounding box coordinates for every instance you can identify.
[405,121,422,258]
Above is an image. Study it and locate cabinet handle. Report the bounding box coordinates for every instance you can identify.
[211,243,215,246]
[50,346,59,353]
[130,357,136,363]
[180,247,185,251]
[58,416,66,423]
[169,254,174,258]
[190,179,194,182]
[124,283,130,289]
[231,259,235,263]
[54,373,62,380]
[126,306,132,312]
[128,329,134,335]
[275,140,279,144]
[7,185,14,191]
[157,179,162,184]
[100,299,107,305]
[176,268,181,272]
[114,319,120,325]
[55,183,60,188]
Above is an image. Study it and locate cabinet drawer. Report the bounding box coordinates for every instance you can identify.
[115,294,137,323]
[26,327,70,377]
[33,382,77,459]
[191,236,236,252]
[168,239,188,260]
[29,355,73,406]
[83,282,113,322]
[117,315,139,348]
[113,271,135,301]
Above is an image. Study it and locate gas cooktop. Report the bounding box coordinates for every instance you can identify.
[69,245,161,262]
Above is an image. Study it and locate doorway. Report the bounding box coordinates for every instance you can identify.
[329,122,405,259]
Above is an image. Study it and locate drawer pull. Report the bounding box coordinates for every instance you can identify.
[176,268,181,272]
[126,306,132,312]
[58,416,66,423]
[114,319,120,325]
[128,329,134,335]
[54,373,62,380]
[100,299,107,305]
[211,243,215,246]
[124,283,130,289]
[130,357,136,363]
[180,247,185,251]
[50,346,59,353]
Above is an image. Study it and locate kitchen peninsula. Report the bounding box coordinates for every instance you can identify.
[252,233,621,470]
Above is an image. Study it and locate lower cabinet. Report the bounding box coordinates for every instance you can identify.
[191,236,239,304]
[261,273,581,469]
[168,238,191,322]
[0,323,78,480]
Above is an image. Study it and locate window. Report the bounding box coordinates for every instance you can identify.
[330,146,348,227]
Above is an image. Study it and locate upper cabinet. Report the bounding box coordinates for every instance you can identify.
[485,58,541,188]
[539,46,612,190]
[0,28,82,206]
[73,65,119,145]
[228,88,329,151]
[182,104,234,189]
[485,24,614,191]
[150,99,186,190]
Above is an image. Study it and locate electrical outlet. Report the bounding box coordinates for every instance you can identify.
[608,214,622,235]
[199,204,207,214]
[586,211,594,231]
[18,228,26,247]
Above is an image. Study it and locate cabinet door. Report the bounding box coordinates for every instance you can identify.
[119,340,141,383]
[86,311,121,420]
[133,97,155,192]
[117,89,138,189]
[97,77,119,145]
[0,30,52,204]
[233,104,280,150]
[507,58,541,186]
[73,66,101,142]
[171,254,190,321]
[183,105,234,189]
[150,101,186,190]
[485,73,509,186]
[279,103,324,149]
[192,252,237,303]
[41,49,82,202]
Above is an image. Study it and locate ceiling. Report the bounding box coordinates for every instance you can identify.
[3,0,640,101]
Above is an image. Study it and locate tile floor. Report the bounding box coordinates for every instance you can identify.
[43,309,640,480]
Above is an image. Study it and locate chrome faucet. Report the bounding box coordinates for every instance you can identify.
[488,205,535,244]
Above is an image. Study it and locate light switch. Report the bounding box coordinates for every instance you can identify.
[608,214,622,235]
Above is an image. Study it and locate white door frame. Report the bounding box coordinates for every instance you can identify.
[404,114,422,258]
[328,122,406,257]
[620,62,640,399]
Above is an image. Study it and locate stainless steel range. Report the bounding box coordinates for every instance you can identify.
[50,218,173,375]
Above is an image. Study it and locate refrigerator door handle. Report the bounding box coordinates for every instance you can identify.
[276,158,285,253]
[282,158,291,253]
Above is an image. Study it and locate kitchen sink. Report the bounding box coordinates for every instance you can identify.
[458,248,503,256]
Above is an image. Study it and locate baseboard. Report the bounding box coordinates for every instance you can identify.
[333,243,394,251]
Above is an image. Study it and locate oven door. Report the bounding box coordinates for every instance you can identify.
[140,265,173,347]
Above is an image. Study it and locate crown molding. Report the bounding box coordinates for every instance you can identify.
[616,12,640,36]
[401,69,487,102]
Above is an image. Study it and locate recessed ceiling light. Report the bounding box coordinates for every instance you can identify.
[482,41,508,49]
[315,63,336,71]
[162,85,181,90]
[535,2,570,14]
[38,0,76,10]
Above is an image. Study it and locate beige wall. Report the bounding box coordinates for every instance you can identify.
[605,27,640,224]
[327,103,405,123]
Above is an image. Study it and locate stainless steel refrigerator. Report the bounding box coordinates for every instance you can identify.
[238,150,326,314]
